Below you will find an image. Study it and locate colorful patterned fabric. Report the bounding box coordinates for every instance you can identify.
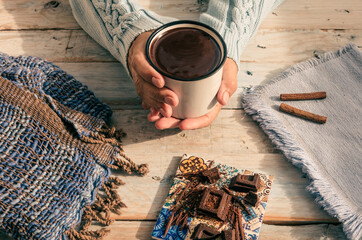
[0,53,146,240]
[152,154,273,240]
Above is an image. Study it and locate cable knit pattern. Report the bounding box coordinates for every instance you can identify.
[70,0,284,72]
[70,0,176,72]
[200,0,284,67]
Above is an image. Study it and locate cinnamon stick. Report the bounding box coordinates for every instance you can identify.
[279,103,327,124]
[164,211,175,236]
[280,91,326,101]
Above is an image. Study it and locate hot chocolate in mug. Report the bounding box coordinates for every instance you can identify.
[145,20,227,119]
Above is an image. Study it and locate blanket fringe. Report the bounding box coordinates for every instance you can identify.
[83,126,126,150]
[64,176,127,240]
[65,227,110,240]
[108,151,149,176]
[65,124,149,239]
[88,125,149,175]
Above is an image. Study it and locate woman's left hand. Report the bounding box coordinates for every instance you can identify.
[148,58,238,130]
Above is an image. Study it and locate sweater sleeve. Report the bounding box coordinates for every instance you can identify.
[200,0,284,68]
[69,0,177,73]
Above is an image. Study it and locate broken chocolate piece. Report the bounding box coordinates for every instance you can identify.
[223,187,252,216]
[198,188,231,221]
[221,229,235,240]
[191,223,220,239]
[244,191,259,207]
[201,167,220,183]
[229,174,261,193]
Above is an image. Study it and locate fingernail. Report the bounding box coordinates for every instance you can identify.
[152,77,162,88]
[165,97,175,106]
[223,92,230,104]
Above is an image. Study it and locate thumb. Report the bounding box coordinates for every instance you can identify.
[217,58,238,105]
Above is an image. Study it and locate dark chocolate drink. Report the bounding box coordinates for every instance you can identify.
[150,27,222,80]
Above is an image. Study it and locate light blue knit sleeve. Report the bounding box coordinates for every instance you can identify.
[70,0,284,73]
[69,0,176,72]
[200,0,284,68]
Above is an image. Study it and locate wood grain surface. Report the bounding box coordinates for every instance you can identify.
[0,0,360,239]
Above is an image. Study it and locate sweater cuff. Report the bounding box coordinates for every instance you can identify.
[114,12,175,70]
[70,0,176,75]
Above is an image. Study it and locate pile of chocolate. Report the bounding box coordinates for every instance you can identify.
[163,166,262,240]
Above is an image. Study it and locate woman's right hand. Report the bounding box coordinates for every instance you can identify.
[127,31,179,118]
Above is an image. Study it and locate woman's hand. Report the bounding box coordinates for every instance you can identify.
[148,58,238,130]
[128,31,179,118]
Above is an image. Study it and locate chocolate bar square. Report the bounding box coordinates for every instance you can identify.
[229,174,261,193]
[197,188,231,221]
[201,167,220,183]
[221,229,235,240]
[191,223,220,240]
[244,191,259,207]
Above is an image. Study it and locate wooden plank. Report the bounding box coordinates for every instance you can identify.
[241,29,362,64]
[1,0,361,30]
[86,222,347,240]
[59,57,362,109]
[54,62,288,108]
[0,30,114,62]
[0,0,79,30]
[55,62,140,106]
[97,109,336,222]
[0,29,360,63]
[260,0,362,30]
[0,222,347,239]
[0,28,358,108]
[111,109,276,154]
[259,223,347,239]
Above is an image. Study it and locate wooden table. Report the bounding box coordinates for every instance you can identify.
[0,0,360,239]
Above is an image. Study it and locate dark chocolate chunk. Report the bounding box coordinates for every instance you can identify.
[229,174,261,193]
[221,229,235,240]
[201,167,220,183]
[191,223,220,239]
[197,188,231,221]
[244,191,259,207]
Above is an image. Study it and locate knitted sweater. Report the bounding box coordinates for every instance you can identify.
[70,0,284,71]
[0,53,148,239]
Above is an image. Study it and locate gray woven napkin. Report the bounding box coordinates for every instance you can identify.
[242,43,362,240]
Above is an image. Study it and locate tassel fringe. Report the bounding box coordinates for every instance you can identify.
[108,151,149,176]
[65,227,110,240]
[65,124,149,239]
[64,176,127,240]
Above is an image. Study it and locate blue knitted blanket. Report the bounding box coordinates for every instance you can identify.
[0,53,148,240]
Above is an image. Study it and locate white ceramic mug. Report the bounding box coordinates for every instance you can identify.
[145,20,227,119]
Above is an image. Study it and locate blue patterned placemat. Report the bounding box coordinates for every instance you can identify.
[152,154,273,240]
